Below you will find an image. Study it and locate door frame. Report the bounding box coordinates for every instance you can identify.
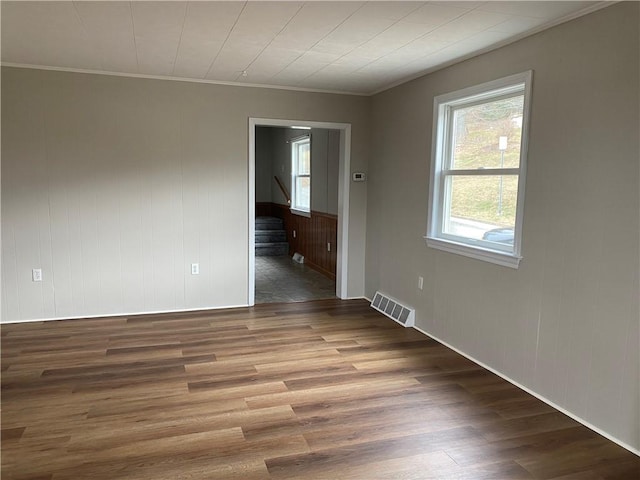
[248,117,352,306]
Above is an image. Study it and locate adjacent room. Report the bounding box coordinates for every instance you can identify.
[254,125,340,303]
[1,1,638,479]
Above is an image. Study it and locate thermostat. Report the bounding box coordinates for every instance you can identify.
[352,172,366,182]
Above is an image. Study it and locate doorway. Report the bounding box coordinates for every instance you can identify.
[248,118,351,306]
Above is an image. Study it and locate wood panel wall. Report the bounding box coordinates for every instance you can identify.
[256,202,337,280]
[256,202,274,217]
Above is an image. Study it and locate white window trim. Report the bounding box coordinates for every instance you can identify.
[290,208,311,218]
[426,71,533,269]
[291,136,311,215]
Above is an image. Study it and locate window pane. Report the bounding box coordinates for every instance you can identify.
[296,177,310,210]
[451,95,524,170]
[297,143,310,174]
[444,175,518,245]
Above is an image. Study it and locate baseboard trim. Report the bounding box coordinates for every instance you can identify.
[1,304,250,324]
[2,298,373,324]
[412,324,640,457]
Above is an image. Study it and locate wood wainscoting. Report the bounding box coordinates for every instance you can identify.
[256,202,337,280]
[256,202,275,217]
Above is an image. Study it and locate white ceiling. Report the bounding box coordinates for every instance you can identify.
[1,1,608,95]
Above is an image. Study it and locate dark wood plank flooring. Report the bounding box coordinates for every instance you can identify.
[2,299,638,479]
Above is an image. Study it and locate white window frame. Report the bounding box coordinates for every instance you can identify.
[291,136,311,217]
[426,71,533,268]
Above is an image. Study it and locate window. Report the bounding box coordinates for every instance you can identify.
[291,136,311,215]
[426,71,532,268]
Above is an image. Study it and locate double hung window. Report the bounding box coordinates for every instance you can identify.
[426,71,532,268]
[291,137,311,215]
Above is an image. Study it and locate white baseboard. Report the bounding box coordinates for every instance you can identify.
[1,297,371,324]
[412,324,640,457]
[1,297,375,325]
[1,304,250,324]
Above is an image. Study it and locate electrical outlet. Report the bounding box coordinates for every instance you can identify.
[191,263,199,275]
[418,276,424,290]
[32,269,42,282]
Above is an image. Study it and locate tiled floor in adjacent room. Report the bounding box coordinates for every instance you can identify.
[255,255,336,303]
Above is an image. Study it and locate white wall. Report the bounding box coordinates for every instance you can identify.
[366,3,639,451]
[1,67,370,321]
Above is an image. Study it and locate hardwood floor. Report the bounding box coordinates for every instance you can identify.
[2,299,638,479]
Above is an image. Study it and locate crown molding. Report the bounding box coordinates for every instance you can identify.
[0,62,369,97]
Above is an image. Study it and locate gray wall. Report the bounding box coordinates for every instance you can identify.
[255,127,273,203]
[366,2,639,450]
[1,67,370,321]
[256,126,339,214]
[312,128,340,215]
[270,127,300,206]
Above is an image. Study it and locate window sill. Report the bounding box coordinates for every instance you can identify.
[291,208,311,218]
[425,236,522,269]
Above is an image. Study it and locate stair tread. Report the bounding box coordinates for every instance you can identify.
[255,237,289,256]
[256,214,285,232]
[256,217,283,223]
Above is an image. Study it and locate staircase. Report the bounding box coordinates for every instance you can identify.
[255,216,289,256]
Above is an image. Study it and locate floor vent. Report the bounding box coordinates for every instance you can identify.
[370,291,415,327]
